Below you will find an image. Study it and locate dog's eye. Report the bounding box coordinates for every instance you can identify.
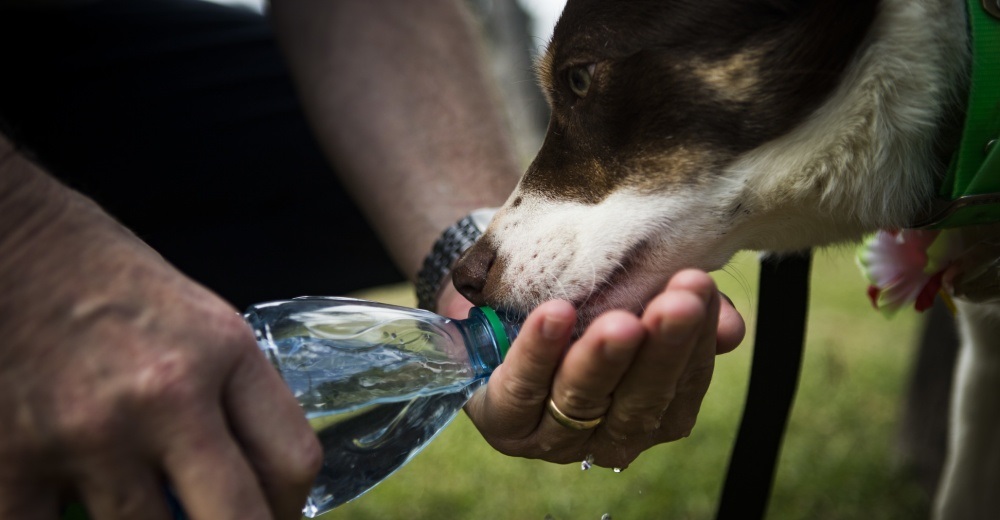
[567,64,595,98]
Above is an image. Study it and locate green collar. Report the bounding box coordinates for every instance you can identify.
[913,0,1000,229]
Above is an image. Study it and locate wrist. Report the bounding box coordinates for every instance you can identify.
[416,208,496,311]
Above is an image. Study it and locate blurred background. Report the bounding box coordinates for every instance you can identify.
[208,1,943,518]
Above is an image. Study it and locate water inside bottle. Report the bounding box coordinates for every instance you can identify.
[246,299,508,516]
[264,335,485,516]
[303,386,477,516]
[268,331,477,408]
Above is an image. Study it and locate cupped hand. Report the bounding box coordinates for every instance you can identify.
[0,155,322,519]
[460,269,744,469]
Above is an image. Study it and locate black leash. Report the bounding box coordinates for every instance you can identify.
[715,251,813,520]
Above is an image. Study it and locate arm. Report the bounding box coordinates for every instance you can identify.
[0,3,520,518]
[268,0,521,278]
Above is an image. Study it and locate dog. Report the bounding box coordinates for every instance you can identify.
[451,0,1000,517]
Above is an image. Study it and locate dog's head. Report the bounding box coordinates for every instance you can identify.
[453,0,967,323]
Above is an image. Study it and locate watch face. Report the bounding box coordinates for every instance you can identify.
[469,207,499,232]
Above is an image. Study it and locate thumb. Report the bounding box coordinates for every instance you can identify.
[464,300,576,440]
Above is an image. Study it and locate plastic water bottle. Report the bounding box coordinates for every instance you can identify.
[61,296,521,520]
[245,297,521,516]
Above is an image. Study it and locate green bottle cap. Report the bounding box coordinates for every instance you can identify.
[477,306,511,361]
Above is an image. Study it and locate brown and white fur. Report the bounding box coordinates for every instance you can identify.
[452,0,1000,517]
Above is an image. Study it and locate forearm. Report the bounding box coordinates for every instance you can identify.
[268,0,521,279]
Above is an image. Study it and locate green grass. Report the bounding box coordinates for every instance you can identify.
[324,248,931,520]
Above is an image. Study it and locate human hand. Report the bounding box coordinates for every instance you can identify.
[0,154,321,519]
[462,269,744,469]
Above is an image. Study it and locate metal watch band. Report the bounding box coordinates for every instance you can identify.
[416,208,497,311]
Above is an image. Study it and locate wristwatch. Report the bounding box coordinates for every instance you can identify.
[416,208,497,311]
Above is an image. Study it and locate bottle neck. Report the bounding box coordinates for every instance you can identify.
[457,307,522,378]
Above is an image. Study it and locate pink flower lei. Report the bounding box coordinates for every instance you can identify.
[856,229,962,316]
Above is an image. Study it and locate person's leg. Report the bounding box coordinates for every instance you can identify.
[0,0,404,308]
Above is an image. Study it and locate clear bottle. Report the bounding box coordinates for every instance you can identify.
[60,297,521,520]
[244,297,522,517]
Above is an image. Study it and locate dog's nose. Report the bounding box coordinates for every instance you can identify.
[452,241,496,306]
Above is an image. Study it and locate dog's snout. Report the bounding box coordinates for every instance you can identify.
[452,241,496,306]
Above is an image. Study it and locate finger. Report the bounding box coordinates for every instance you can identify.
[667,270,721,363]
[716,291,746,354]
[75,463,173,520]
[224,346,322,520]
[656,271,720,439]
[465,300,576,440]
[161,411,272,520]
[544,311,644,429]
[604,270,716,438]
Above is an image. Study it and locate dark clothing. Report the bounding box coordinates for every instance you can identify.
[0,0,405,309]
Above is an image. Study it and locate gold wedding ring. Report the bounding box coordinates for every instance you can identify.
[546,398,605,431]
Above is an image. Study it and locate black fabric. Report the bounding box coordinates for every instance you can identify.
[0,0,405,309]
[716,251,812,520]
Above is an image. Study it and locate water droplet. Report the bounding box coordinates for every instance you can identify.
[601,515,612,520]
[613,467,623,473]
[581,454,594,471]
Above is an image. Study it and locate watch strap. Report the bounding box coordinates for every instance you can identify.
[416,208,497,311]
